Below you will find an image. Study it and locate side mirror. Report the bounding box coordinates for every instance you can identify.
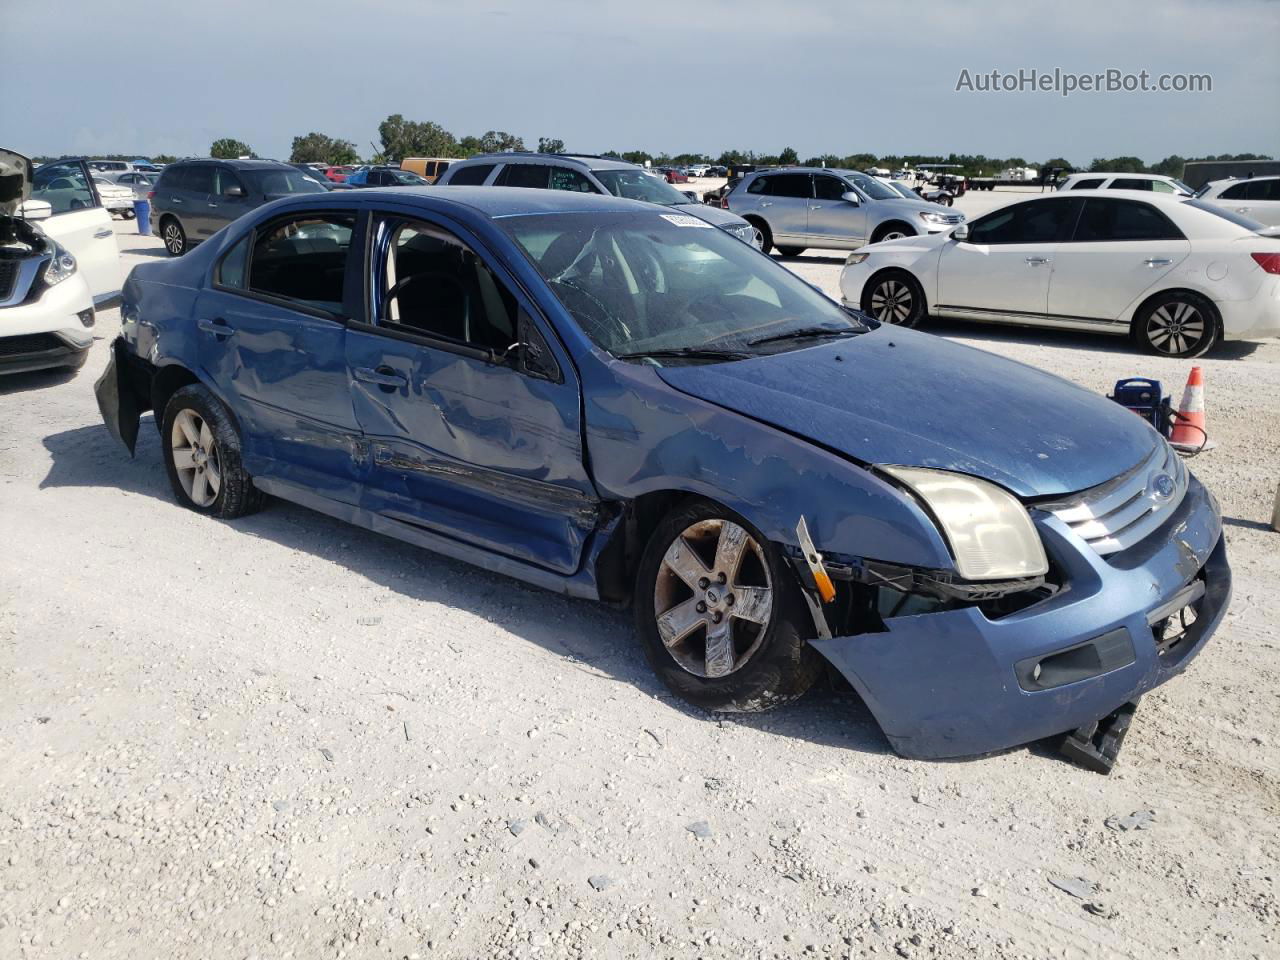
[841,191,861,206]
[224,185,246,198]
[952,223,970,241]
[19,199,53,220]
[682,190,698,202]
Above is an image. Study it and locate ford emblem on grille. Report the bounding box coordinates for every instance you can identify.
[1150,473,1176,501]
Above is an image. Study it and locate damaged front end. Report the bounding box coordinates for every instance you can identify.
[786,468,1230,768]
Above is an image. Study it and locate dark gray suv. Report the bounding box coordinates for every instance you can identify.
[151,159,326,256]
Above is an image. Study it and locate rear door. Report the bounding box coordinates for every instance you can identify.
[494,163,551,189]
[31,159,120,300]
[194,209,365,496]
[936,197,1075,316]
[1046,197,1191,323]
[738,174,811,242]
[344,210,596,574]
[181,165,219,240]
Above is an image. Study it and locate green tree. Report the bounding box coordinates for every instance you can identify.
[537,137,566,154]
[152,154,178,165]
[778,146,799,166]
[377,114,457,161]
[289,132,359,166]
[1039,157,1076,174]
[210,138,253,159]
[1089,156,1146,173]
[477,130,525,153]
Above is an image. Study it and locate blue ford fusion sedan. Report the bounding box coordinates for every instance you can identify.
[96,188,1230,765]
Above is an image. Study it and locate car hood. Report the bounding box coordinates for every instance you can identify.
[655,327,1158,498]
[0,148,33,217]
[878,196,965,219]
[673,202,749,229]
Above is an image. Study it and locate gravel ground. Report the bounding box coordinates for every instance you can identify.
[1,202,1277,960]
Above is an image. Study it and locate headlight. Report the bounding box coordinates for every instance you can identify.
[846,252,870,265]
[883,466,1048,580]
[919,211,952,225]
[727,222,757,246]
[41,242,78,287]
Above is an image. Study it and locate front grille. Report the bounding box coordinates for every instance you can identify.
[1039,441,1188,556]
[0,333,65,358]
[936,213,964,224]
[0,259,18,300]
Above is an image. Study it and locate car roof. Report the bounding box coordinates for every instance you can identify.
[1064,172,1179,180]
[452,152,640,172]
[297,185,655,218]
[1033,188,1189,203]
[172,158,292,170]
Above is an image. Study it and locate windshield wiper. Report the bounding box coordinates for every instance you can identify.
[747,326,862,347]
[615,346,752,363]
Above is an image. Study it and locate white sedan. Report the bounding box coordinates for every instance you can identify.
[1194,176,1280,227]
[839,190,1280,358]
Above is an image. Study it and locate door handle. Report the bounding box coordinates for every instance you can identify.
[197,317,235,338]
[94,228,114,239]
[808,205,823,210]
[1144,258,1173,267]
[1025,256,1051,265]
[353,366,407,391]
[171,197,184,204]
[759,201,773,207]
[207,202,219,208]
[1234,207,1250,214]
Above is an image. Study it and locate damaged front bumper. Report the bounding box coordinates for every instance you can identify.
[808,473,1230,760]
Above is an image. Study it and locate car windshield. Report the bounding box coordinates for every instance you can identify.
[501,211,869,361]
[888,181,917,199]
[390,170,427,185]
[591,169,691,206]
[844,172,899,200]
[1171,179,1194,195]
[247,169,327,195]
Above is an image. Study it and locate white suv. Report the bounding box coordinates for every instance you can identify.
[1195,176,1280,227]
[1,149,120,375]
[1057,172,1193,196]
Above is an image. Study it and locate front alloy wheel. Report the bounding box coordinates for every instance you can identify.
[635,498,822,712]
[862,270,925,327]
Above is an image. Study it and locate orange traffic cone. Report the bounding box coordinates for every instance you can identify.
[1169,366,1214,452]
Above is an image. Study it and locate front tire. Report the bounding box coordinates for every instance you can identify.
[162,384,265,518]
[871,222,915,244]
[776,246,806,257]
[1131,291,1219,358]
[634,498,822,713]
[161,216,187,257]
[746,217,772,255]
[861,269,927,327]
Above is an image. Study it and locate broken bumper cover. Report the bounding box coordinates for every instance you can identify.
[811,473,1230,760]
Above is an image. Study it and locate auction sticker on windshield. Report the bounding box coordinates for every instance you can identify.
[659,214,713,228]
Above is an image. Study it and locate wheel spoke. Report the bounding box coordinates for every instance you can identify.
[730,586,773,625]
[171,448,196,470]
[1150,327,1173,347]
[199,422,215,454]
[656,598,705,648]
[703,619,735,678]
[713,522,749,579]
[176,411,199,447]
[661,537,712,590]
[205,459,222,495]
[191,470,208,505]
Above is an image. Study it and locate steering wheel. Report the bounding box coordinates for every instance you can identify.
[381,270,467,322]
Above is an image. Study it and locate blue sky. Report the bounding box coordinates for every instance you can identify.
[2,0,1276,164]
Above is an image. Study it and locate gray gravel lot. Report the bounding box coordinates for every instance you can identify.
[1,196,1277,959]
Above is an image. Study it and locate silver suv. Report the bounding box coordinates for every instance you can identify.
[438,153,759,247]
[728,167,964,256]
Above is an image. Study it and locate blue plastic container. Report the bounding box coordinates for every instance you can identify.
[133,199,152,235]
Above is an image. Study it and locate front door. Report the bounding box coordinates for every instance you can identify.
[936,197,1076,317]
[806,173,865,244]
[30,159,120,300]
[345,212,597,574]
[204,166,252,235]
[194,210,365,497]
[1046,197,1190,324]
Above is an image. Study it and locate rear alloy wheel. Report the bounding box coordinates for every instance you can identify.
[161,217,187,257]
[861,270,926,327]
[162,384,265,518]
[1133,292,1219,358]
[635,499,822,712]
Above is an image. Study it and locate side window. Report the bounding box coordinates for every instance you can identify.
[449,164,495,186]
[746,176,770,195]
[31,161,101,215]
[1151,181,1177,193]
[1221,181,1250,200]
[216,234,251,289]
[1072,199,1184,242]
[547,166,597,193]
[967,199,1074,244]
[769,174,813,199]
[185,166,216,195]
[1070,178,1104,190]
[1109,178,1153,191]
[813,176,848,201]
[377,218,519,354]
[495,164,550,189]
[247,213,354,313]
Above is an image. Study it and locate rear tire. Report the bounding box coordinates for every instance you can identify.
[634,497,822,713]
[861,269,927,328]
[161,216,187,257]
[776,246,806,258]
[746,218,772,255]
[1131,291,1219,358]
[162,384,265,519]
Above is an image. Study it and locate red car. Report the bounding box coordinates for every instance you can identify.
[663,167,689,184]
[324,165,355,183]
